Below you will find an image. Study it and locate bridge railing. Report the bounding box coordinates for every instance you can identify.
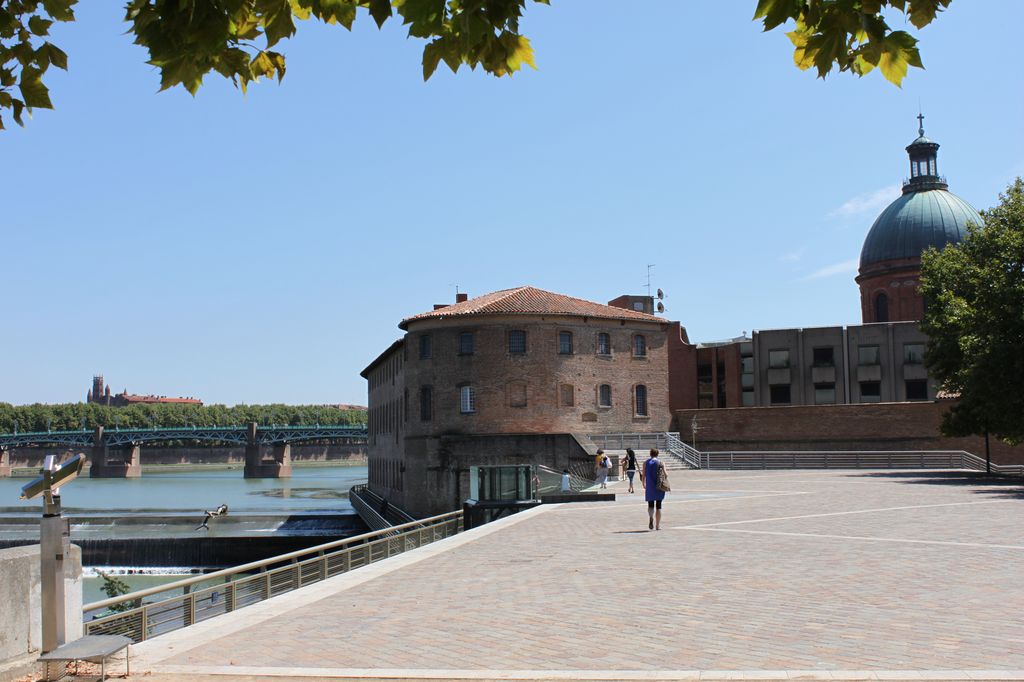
[83,509,463,642]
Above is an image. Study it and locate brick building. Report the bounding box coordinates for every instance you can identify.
[87,375,202,407]
[361,286,673,515]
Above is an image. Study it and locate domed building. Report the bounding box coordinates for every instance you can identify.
[856,115,984,323]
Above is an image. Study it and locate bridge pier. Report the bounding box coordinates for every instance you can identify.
[0,448,10,477]
[89,427,142,478]
[244,422,293,478]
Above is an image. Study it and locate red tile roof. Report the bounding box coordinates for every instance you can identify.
[121,394,203,405]
[399,286,664,329]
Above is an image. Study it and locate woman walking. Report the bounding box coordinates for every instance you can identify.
[641,448,668,530]
[624,448,639,493]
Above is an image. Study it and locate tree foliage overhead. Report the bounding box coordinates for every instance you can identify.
[0,402,367,434]
[919,178,1024,445]
[2,0,955,130]
[755,0,950,86]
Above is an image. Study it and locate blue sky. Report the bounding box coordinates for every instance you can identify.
[2,1,1022,406]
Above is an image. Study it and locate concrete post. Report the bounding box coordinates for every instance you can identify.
[0,448,10,477]
[244,423,292,478]
[90,427,142,478]
[88,426,107,478]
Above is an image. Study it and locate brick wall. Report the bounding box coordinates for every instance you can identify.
[857,258,924,323]
[403,314,672,435]
[674,401,1023,464]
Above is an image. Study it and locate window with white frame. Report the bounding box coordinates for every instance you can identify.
[597,333,611,356]
[459,385,476,413]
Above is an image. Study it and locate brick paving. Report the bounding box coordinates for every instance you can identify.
[132,469,1024,678]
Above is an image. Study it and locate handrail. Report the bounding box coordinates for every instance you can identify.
[663,433,701,469]
[83,509,461,613]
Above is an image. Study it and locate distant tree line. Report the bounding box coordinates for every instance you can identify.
[0,402,366,433]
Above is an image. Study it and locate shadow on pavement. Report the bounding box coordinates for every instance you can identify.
[844,470,1024,499]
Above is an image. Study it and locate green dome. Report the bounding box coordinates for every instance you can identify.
[859,188,982,268]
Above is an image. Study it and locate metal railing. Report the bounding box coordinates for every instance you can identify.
[663,433,701,469]
[699,450,971,470]
[961,452,1024,476]
[349,484,417,532]
[588,432,680,451]
[83,510,463,642]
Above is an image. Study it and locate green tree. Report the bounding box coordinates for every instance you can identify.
[2,0,953,130]
[919,178,1024,448]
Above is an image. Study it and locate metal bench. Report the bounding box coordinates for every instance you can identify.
[38,634,131,681]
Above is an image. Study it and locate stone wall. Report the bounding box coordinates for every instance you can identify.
[674,401,1023,464]
[397,432,591,517]
[5,443,366,470]
[0,544,82,665]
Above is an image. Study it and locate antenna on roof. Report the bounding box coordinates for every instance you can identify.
[645,264,655,297]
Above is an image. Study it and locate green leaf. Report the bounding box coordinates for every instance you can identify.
[366,0,392,28]
[753,0,800,32]
[422,39,444,80]
[28,16,54,36]
[41,0,76,22]
[264,6,297,47]
[877,31,923,86]
[908,0,950,30]
[19,67,52,109]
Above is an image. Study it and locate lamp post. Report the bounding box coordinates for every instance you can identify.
[691,415,699,451]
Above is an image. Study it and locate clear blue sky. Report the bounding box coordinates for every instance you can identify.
[3,1,1022,407]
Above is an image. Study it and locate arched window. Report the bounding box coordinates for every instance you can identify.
[875,292,889,322]
[598,384,612,408]
[634,385,648,416]
[633,334,647,357]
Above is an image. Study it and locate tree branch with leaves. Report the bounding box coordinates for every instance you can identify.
[2,0,956,130]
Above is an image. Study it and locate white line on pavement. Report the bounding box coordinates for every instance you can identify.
[674,526,1024,550]
[675,499,1014,529]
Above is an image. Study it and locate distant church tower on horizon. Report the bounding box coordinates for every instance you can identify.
[855,114,983,324]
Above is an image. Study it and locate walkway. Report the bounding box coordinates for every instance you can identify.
[129,469,1024,680]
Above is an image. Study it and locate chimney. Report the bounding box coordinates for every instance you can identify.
[433,304,449,310]
[456,293,468,303]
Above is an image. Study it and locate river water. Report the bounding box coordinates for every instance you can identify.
[1,465,368,603]
[0,464,367,514]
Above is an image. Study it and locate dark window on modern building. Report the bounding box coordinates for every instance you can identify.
[635,385,648,416]
[769,350,790,368]
[858,345,880,365]
[560,383,574,407]
[419,334,432,359]
[742,390,755,407]
[814,383,836,404]
[860,381,881,403]
[875,292,889,322]
[419,386,432,421]
[904,343,925,365]
[459,331,474,355]
[905,379,928,401]
[633,335,647,357]
[769,384,791,405]
[508,330,527,354]
[459,385,476,413]
[597,332,611,356]
[716,360,727,408]
[508,380,527,408]
[598,384,612,407]
[812,347,835,367]
[558,331,573,355]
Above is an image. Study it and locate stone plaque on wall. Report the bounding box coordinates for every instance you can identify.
[581,412,597,422]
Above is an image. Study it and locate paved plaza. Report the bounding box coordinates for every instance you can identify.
[130,469,1024,680]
